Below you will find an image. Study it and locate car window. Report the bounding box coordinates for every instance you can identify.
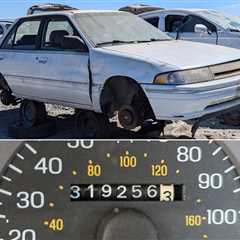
[165,14,216,33]
[14,20,40,49]
[165,15,185,32]
[145,17,160,28]
[181,15,216,33]
[43,19,74,50]
[3,20,41,49]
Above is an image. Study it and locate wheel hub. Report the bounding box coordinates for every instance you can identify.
[118,105,141,130]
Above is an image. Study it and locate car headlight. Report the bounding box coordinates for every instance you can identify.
[154,67,213,85]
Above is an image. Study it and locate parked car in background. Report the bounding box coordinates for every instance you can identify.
[139,9,240,49]
[0,20,13,38]
[27,3,77,15]
[1,10,240,137]
[119,4,164,15]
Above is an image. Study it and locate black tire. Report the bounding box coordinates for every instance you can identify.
[20,100,47,128]
[75,111,110,138]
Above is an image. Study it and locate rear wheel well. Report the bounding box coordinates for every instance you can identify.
[100,76,155,120]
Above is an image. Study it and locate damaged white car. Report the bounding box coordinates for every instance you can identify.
[0,10,240,137]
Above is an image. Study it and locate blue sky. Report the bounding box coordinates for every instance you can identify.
[1,0,240,19]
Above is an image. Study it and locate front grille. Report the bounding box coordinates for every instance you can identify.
[210,61,240,80]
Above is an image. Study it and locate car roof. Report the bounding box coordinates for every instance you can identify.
[24,9,122,17]
[139,8,213,16]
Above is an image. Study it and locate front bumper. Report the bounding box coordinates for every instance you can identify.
[142,75,240,120]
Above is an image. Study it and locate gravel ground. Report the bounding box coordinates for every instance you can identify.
[0,103,240,139]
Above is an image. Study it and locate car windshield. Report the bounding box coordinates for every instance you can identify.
[197,10,240,31]
[74,12,171,46]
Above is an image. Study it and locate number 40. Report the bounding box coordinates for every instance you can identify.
[34,157,62,175]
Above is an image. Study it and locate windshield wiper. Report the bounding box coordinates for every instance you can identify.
[133,39,171,44]
[150,38,171,42]
[229,28,240,32]
[96,40,136,47]
[96,38,170,47]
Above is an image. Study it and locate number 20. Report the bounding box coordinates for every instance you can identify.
[9,229,36,240]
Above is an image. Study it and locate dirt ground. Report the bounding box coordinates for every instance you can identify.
[0,103,240,139]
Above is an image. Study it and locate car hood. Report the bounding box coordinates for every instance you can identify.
[102,40,240,70]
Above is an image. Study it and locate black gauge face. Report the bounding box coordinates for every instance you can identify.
[0,141,240,240]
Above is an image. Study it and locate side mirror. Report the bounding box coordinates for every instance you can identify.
[194,24,208,34]
[62,36,88,52]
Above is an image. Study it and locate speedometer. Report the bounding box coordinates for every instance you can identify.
[0,140,240,240]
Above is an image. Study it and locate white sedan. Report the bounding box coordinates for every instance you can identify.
[0,10,240,136]
[140,9,240,49]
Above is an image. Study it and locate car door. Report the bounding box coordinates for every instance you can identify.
[0,17,44,98]
[165,14,218,45]
[35,15,92,108]
[216,31,240,49]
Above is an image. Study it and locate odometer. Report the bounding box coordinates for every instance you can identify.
[71,184,184,201]
[0,140,240,240]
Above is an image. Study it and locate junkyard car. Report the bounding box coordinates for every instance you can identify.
[27,3,77,15]
[119,4,163,15]
[0,20,13,38]
[1,10,240,135]
[139,9,240,49]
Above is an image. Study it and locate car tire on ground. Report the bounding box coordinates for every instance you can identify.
[75,110,111,138]
[20,100,47,128]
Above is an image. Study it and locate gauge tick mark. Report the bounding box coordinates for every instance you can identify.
[224,166,236,174]
[0,188,12,196]
[8,164,23,174]
[212,147,222,156]
[2,176,12,182]
[233,188,240,194]
[16,153,24,160]
[25,143,37,154]
[222,156,229,161]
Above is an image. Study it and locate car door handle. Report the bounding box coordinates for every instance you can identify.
[36,57,48,64]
